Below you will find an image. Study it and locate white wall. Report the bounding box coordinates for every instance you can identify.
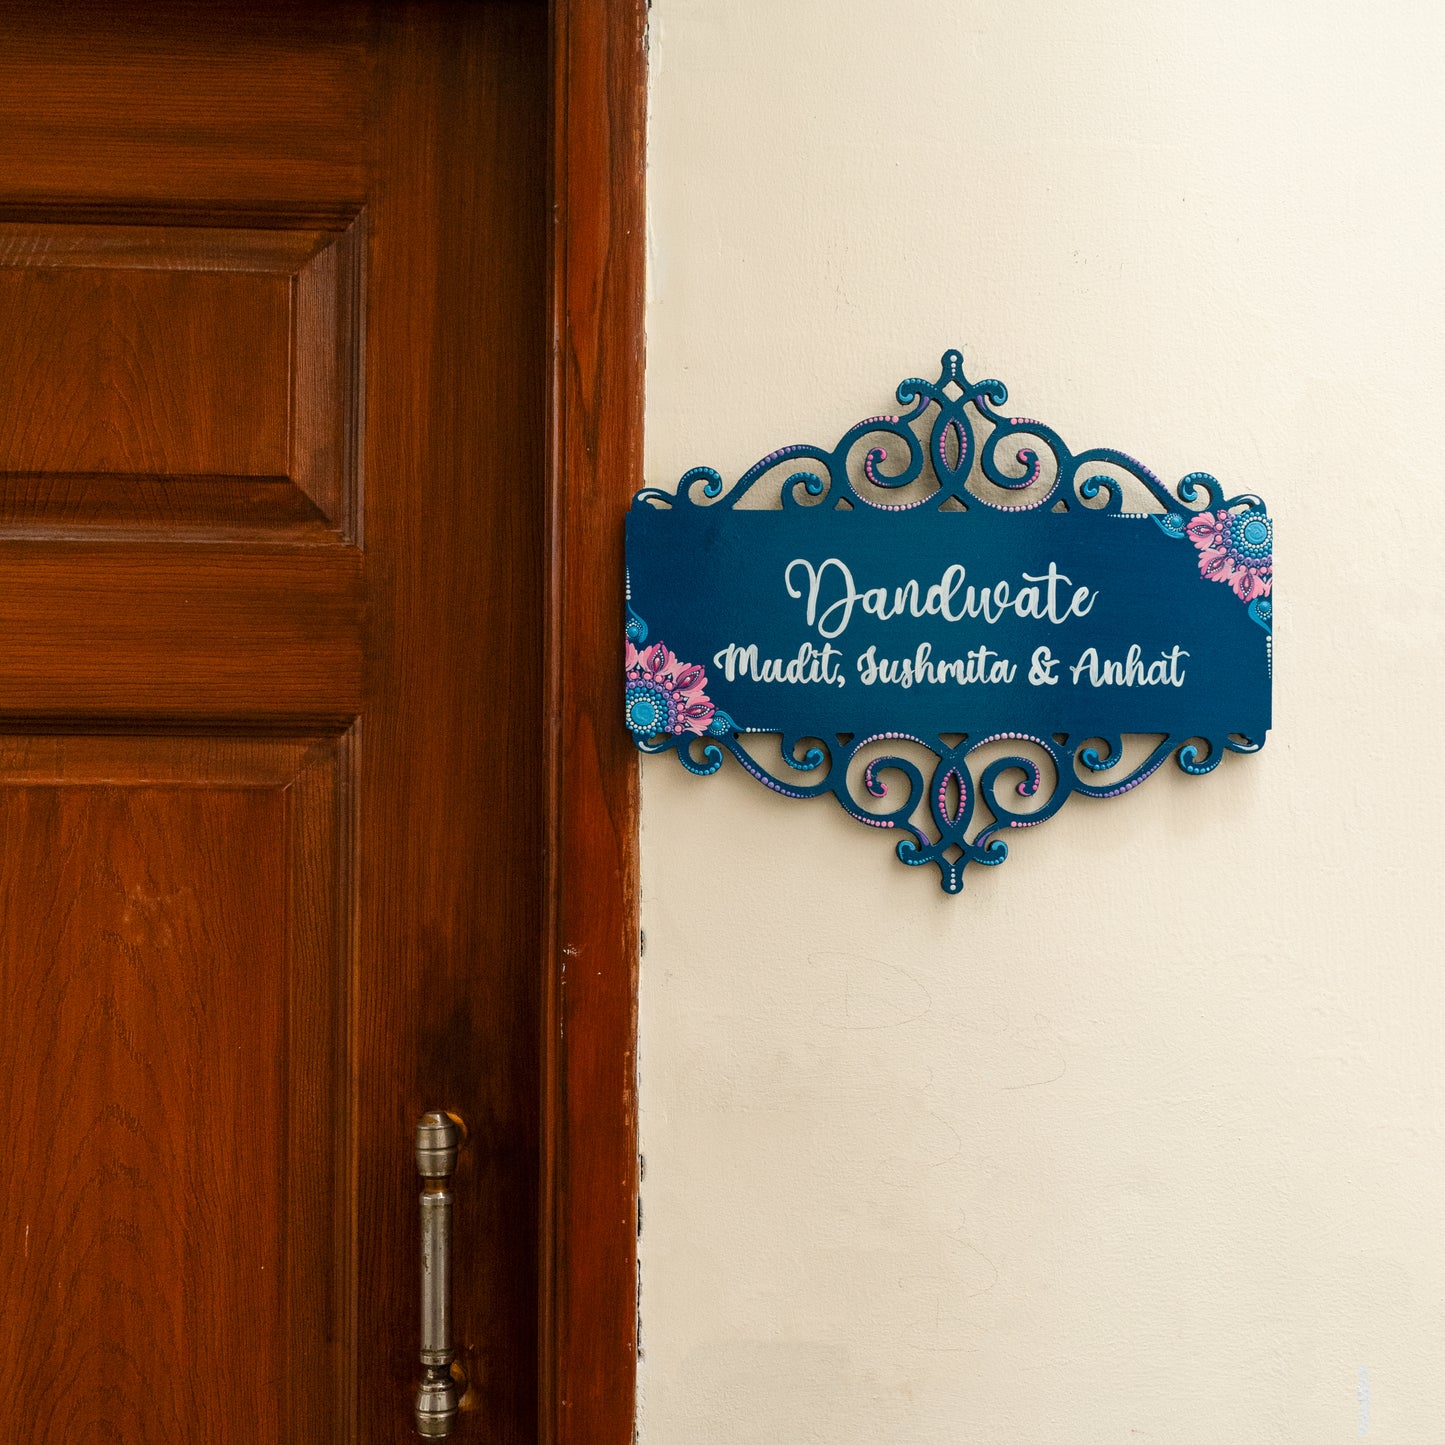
[640,4,1445,1441]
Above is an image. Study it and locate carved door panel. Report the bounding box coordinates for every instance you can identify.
[0,4,545,1440]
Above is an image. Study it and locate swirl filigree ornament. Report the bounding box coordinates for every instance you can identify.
[628,704,1261,895]
[633,347,1266,521]
[627,350,1271,894]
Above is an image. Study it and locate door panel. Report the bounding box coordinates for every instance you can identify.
[0,218,364,537]
[0,4,546,1440]
[0,735,351,1442]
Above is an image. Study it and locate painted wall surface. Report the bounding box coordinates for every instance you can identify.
[640,4,1445,1441]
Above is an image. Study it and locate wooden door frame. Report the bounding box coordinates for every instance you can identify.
[543,1,645,1441]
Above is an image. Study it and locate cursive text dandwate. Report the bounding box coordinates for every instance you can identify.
[785,557,1097,640]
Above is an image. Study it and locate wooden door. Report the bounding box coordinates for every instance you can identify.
[0,3,549,1439]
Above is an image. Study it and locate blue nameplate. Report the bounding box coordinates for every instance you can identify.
[626,350,1272,894]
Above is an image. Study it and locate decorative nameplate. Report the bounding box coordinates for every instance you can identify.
[626,350,1271,893]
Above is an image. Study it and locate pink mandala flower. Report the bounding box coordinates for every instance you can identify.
[1185,507,1273,603]
[624,640,716,737]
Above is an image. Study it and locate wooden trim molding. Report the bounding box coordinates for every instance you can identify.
[542,1,646,1442]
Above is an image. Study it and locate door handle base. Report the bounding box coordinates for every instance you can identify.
[416,1365,458,1438]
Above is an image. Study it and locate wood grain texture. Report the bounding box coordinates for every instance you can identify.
[0,5,553,1442]
[354,4,547,1440]
[0,734,352,1443]
[0,219,363,538]
[0,263,293,474]
[0,546,362,719]
[0,1,369,208]
[542,1,646,1441]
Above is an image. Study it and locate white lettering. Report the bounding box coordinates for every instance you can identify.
[1069,645,1188,688]
[786,557,1099,638]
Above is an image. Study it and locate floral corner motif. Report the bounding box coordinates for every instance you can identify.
[1156,504,1272,610]
[624,634,740,742]
[1186,506,1272,602]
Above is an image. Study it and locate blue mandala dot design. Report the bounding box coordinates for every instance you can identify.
[625,681,675,737]
[1228,508,1272,561]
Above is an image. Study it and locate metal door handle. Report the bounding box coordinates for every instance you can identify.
[415,1111,462,1438]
